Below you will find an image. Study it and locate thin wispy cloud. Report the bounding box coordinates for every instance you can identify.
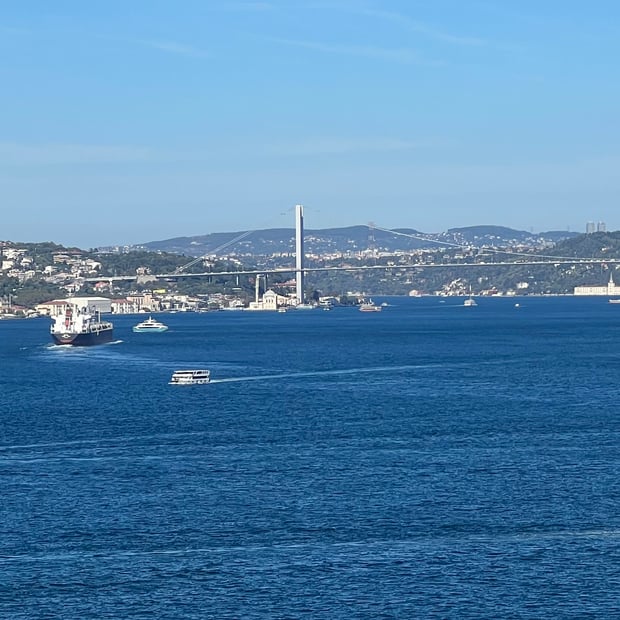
[300,2,489,47]
[140,40,211,59]
[216,1,275,10]
[0,25,31,35]
[269,37,441,65]
[268,137,445,156]
[360,8,486,47]
[470,1,546,26]
[0,143,156,165]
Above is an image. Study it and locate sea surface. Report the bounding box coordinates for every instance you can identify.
[1,297,619,619]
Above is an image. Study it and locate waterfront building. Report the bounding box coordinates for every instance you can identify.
[574,272,620,296]
[111,298,135,314]
[247,289,288,311]
[36,296,112,316]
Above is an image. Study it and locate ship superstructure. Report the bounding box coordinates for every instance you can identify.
[50,304,114,346]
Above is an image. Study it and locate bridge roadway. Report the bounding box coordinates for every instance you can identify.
[84,258,620,283]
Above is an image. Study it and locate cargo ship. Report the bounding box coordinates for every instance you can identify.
[50,305,114,346]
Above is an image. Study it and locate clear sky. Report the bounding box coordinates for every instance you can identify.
[1,1,619,247]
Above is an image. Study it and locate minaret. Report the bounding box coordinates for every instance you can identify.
[295,204,304,304]
[255,274,261,304]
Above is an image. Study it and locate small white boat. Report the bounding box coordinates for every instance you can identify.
[359,299,381,312]
[463,287,477,307]
[169,370,211,385]
[133,316,168,333]
[609,299,620,304]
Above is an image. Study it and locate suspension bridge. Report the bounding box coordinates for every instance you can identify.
[85,206,617,300]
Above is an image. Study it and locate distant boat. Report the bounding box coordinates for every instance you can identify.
[359,299,381,312]
[464,288,477,307]
[609,299,620,304]
[133,316,168,333]
[169,369,211,385]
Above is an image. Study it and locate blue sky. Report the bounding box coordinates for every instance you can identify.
[1,1,619,247]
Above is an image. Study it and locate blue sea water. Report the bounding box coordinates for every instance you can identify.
[1,297,619,619]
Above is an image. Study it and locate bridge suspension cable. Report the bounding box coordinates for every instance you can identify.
[174,229,256,274]
[369,225,589,263]
[168,211,599,276]
[172,207,300,274]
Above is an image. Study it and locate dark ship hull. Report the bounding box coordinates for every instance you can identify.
[51,326,114,346]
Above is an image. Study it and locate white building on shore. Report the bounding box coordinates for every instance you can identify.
[36,296,113,316]
[247,289,288,311]
[574,272,620,296]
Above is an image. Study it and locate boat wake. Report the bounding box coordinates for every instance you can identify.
[3,528,619,565]
[210,364,432,384]
[209,357,530,384]
[46,339,123,351]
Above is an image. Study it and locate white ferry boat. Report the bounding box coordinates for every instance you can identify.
[169,370,211,385]
[359,299,381,312]
[133,316,168,332]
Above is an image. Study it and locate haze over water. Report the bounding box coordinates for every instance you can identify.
[1,297,619,618]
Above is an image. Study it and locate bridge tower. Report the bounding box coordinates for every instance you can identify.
[295,204,304,304]
[368,221,376,256]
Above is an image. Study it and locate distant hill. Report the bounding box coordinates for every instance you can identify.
[539,230,583,243]
[131,225,579,257]
[448,225,532,240]
[545,230,620,258]
[443,225,580,245]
